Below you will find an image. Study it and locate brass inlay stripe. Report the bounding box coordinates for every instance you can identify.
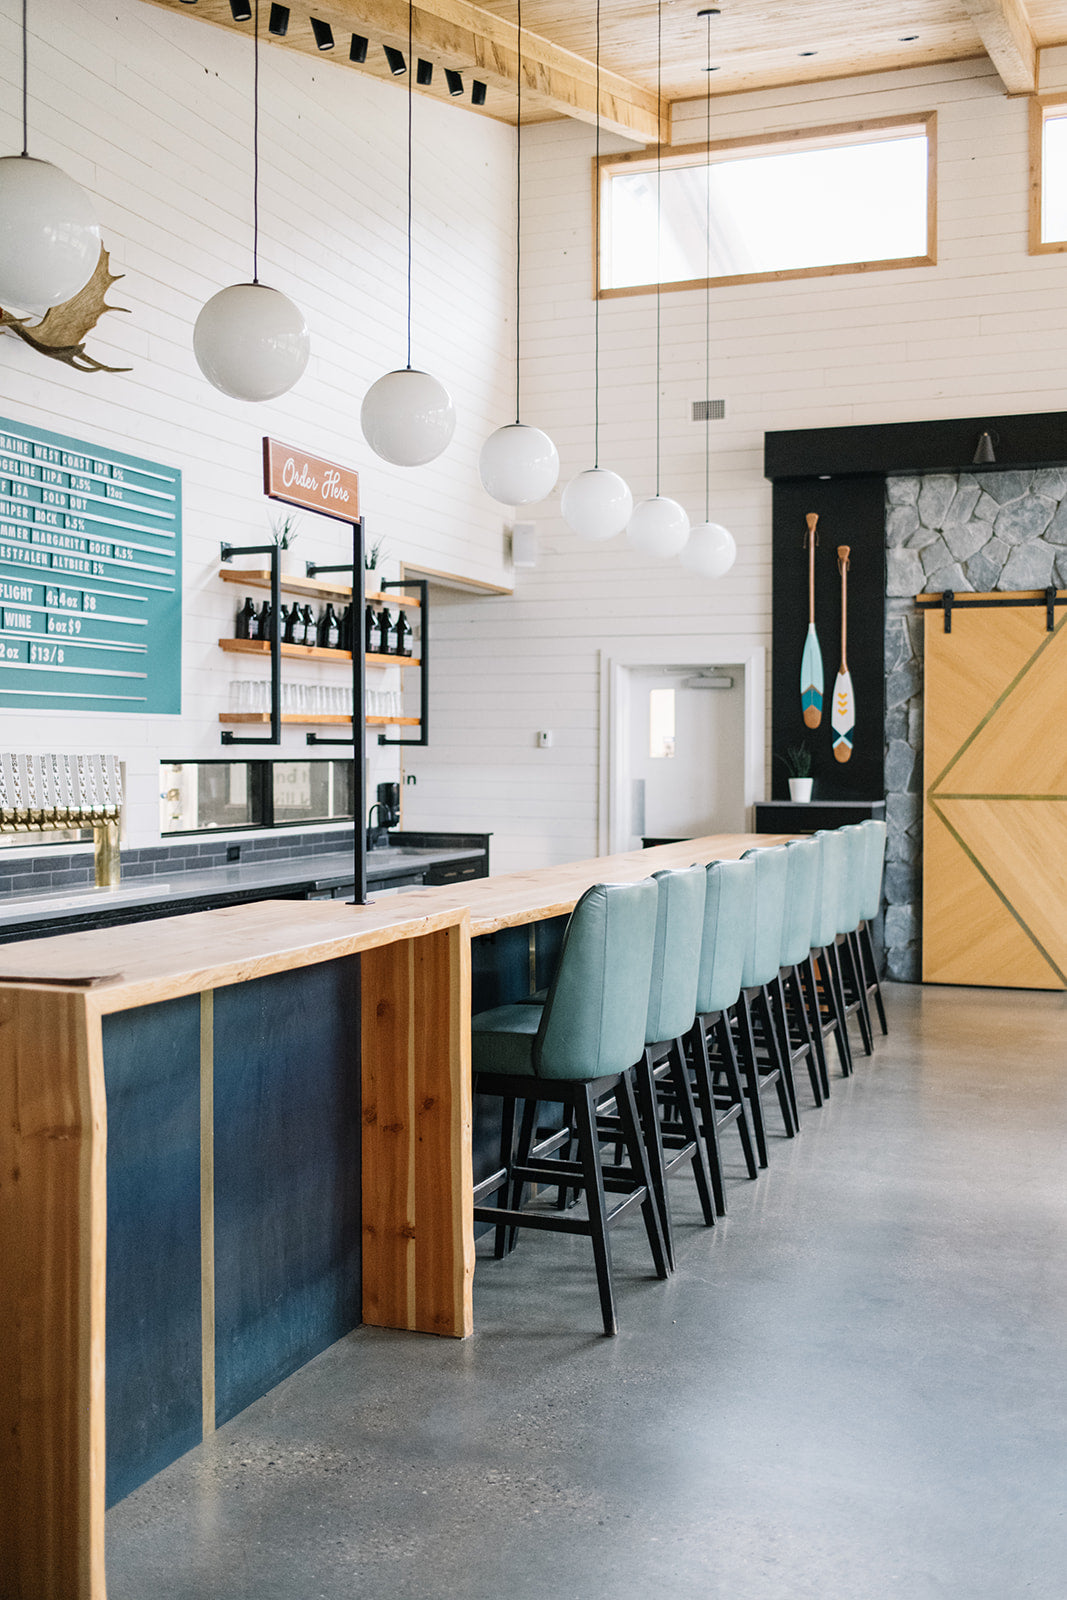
[200,990,216,1437]
[928,610,1067,797]
[928,797,1067,986]
[935,793,1067,802]
[406,942,417,1323]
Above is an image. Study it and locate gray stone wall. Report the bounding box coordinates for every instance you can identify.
[882,468,1067,981]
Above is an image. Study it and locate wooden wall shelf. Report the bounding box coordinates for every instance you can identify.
[218,638,419,667]
[219,568,421,608]
[218,713,420,727]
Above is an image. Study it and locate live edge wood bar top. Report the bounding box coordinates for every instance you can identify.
[0,834,789,1600]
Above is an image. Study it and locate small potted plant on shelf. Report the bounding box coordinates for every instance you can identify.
[365,536,387,593]
[271,512,303,576]
[778,741,814,803]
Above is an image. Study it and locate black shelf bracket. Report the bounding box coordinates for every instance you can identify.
[377,578,429,746]
[220,541,281,746]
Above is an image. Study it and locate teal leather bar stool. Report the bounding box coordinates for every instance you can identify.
[471,879,669,1336]
[686,856,759,1211]
[779,837,827,1106]
[806,829,854,1080]
[858,819,889,1036]
[637,867,716,1263]
[737,845,799,1165]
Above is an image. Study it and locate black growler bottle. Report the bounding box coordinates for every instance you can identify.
[318,603,341,649]
[258,598,274,643]
[281,603,298,644]
[376,607,392,655]
[298,604,315,646]
[393,609,411,657]
[338,604,353,653]
[365,604,378,653]
[236,596,258,640]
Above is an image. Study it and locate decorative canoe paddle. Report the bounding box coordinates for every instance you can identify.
[800,512,824,727]
[832,544,854,762]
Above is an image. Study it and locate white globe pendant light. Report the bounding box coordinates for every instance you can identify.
[627,494,691,558]
[681,12,738,581]
[478,0,559,507]
[193,282,309,402]
[194,1,309,402]
[559,9,631,541]
[626,0,689,566]
[0,156,99,314]
[362,3,455,465]
[479,422,559,506]
[682,519,736,578]
[361,368,456,466]
[0,4,100,316]
[561,466,633,542]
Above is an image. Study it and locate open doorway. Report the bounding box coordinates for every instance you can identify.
[600,650,765,855]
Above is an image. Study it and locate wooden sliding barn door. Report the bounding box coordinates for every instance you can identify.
[922,590,1067,989]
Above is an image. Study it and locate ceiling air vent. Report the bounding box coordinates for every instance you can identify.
[692,399,726,421]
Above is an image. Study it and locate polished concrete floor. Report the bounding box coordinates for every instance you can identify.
[108,982,1067,1600]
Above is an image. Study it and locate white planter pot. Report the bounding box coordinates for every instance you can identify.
[279,548,303,577]
[788,778,814,803]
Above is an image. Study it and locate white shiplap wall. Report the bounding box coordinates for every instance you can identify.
[403,57,1067,874]
[0,0,515,846]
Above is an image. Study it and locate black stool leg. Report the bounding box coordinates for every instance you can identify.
[493,1094,518,1259]
[799,954,832,1101]
[860,922,889,1034]
[687,1020,728,1216]
[615,1069,671,1283]
[634,1049,676,1270]
[713,1013,759,1181]
[824,941,855,1076]
[734,995,770,1168]
[666,1036,716,1227]
[757,984,797,1137]
[573,1084,618,1336]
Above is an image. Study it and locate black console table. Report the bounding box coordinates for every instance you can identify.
[754,799,886,833]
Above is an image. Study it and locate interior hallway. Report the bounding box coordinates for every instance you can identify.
[106,982,1067,1600]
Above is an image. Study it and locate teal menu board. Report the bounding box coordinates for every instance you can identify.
[0,414,181,714]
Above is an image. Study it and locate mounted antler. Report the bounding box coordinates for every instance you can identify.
[0,245,132,373]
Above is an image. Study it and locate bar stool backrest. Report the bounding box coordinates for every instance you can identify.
[739,846,789,988]
[780,837,820,966]
[839,825,867,933]
[810,829,844,950]
[536,878,658,1081]
[694,856,755,1015]
[645,866,707,1046]
[859,819,888,924]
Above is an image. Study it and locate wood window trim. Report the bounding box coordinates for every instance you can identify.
[1029,93,1067,254]
[594,111,938,300]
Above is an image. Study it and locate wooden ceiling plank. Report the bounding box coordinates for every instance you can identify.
[137,0,665,141]
[957,0,1037,91]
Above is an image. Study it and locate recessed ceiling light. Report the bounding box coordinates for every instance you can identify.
[310,17,334,50]
[472,80,487,105]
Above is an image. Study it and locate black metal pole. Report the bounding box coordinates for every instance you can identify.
[220,540,283,747]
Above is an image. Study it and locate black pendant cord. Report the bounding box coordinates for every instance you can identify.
[252,0,260,283]
[593,0,601,466]
[406,0,413,368]
[20,0,28,155]
[655,0,662,497]
[704,9,712,521]
[514,0,522,423]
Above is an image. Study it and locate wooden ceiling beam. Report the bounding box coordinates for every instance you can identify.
[138,0,666,143]
[957,0,1037,93]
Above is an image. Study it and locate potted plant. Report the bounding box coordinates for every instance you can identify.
[778,742,814,803]
[271,512,303,576]
[365,535,388,593]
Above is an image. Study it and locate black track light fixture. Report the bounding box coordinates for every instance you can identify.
[445,68,463,95]
[471,79,486,105]
[416,58,433,85]
[228,0,252,20]
[310,17,334,49]
[268,4,289,36]
[350,33,368,61]
[384,45,406,75]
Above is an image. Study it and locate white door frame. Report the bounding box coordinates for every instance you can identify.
[598,646,766,856]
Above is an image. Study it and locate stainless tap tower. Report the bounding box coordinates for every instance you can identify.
[0,754,123,888]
